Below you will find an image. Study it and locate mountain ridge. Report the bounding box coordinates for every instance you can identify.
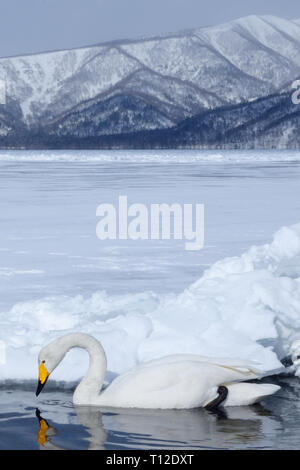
[0,14,300,149]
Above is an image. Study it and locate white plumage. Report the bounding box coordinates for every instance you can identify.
[37,333,280,409]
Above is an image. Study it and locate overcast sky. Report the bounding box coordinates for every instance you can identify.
[1,0,300,58]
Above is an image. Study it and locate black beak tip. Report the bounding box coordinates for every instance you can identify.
[36,380,45,397]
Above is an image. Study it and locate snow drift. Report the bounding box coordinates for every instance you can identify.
[1,222,300,384]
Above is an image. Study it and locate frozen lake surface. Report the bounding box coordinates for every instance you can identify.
[0,149,299,308]
[0,149,300,449]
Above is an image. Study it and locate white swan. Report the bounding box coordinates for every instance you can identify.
[36,333,280,409]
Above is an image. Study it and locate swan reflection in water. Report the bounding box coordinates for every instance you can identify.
[36,409,63,451]
[35,402,282,450]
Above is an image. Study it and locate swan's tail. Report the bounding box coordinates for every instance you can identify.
[224,383,281,406]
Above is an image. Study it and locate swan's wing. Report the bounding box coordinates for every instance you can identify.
[100,359,260,409]
[136,354,263,376]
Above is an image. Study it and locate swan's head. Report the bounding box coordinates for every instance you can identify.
[36,339,66,396]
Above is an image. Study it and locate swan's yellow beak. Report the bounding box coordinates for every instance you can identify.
[36,362,50,396]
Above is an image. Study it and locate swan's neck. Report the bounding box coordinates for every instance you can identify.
[58,333,107,405]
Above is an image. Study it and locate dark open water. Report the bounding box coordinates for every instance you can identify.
[0,376,298,450]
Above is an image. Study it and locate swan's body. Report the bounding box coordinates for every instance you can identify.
[36,333,280,409]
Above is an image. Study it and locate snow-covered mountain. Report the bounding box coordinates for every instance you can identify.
[0,14,300,148]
